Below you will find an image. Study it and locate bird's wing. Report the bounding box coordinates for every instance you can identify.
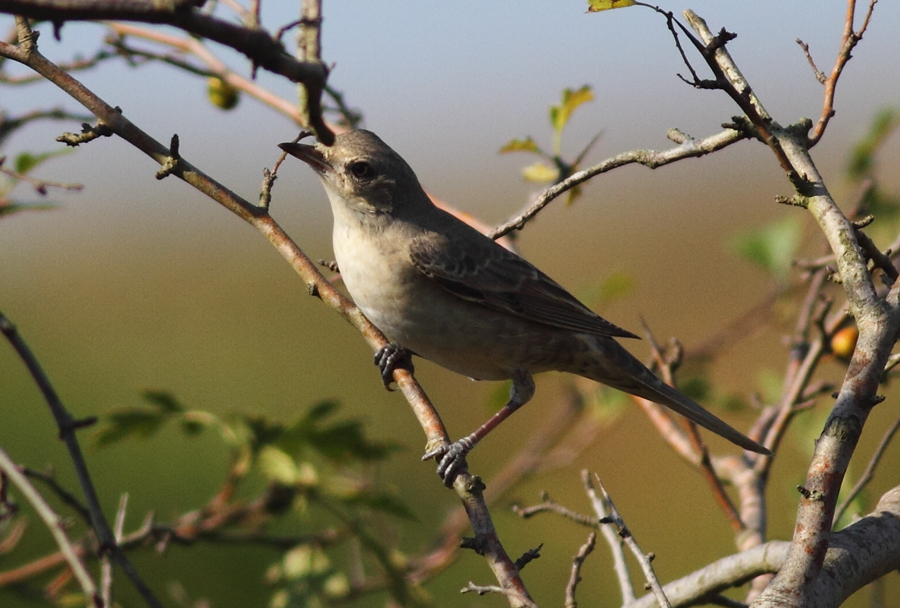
[408,230,638,339]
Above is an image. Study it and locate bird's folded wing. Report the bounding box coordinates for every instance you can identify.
[409,233,638,339]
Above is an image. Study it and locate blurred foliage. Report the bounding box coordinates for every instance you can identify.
[0,390,421,607]
[576,270,634,309]
[846,107,900,182]
[0,148,75,217]
[500,85,601,204]
[729,215,803,282]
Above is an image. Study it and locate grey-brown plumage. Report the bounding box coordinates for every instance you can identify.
[280,130,770,484]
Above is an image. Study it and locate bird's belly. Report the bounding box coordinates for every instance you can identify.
[332,223,580,381]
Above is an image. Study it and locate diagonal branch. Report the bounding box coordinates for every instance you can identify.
[490,126,750,239]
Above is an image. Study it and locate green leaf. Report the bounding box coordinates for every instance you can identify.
[0,201,57,218]
[258,445,301,484]
[13,149,71,175]
[521,161,559,183]
[499,137,541,155]
[587,0,637,12]
[94,409,169,447]
[279,401,400,463]
[550,85,593,134]
[730,215,802,280]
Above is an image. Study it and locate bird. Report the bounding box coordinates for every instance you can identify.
[279,129,770,485]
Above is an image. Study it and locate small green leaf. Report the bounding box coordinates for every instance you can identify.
[94,409,168,447]
[730,215,802,280]
[521,161,559,183]
[0,201,57,218]
[258,445,299,484]
[550,85,593,134]
[282,545,332,580]
[499,137,541,154]
[587,0,637,12]
[13,149,71,174]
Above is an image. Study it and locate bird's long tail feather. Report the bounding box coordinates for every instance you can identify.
[581,336,771,455]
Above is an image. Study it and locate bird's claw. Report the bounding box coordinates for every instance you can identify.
[423,437,474,487]
[374,342,414,390]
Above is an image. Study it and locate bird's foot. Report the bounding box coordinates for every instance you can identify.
[374,342,414,390]
[423,437,475,487]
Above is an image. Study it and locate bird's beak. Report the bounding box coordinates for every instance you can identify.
[278,142,331,175]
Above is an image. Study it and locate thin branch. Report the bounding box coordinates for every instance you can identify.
[796,39,827,84]
[513,492,598,528]
[808,0,879,145]
[21,467,91,524]
[581,470,636,605]
[564,532,596,608]
[0,309,162,608]
[489,127,749,239]
[0,446,101,607]
[101,493,128,608]
[585,472,671,608]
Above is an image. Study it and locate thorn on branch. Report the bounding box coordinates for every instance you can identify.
[156,134,181,179]
[514,544,543,572]
[460,534,489,556]
[56,120,113,147]
[59,416,99,438]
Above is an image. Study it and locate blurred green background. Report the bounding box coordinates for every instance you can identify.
[2,1,899,606]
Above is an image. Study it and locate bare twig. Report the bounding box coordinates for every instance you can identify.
[101,493,128,608]
[581,470,636,605]
[0,446,101,607]
[796,39,827,83]
[490,127,749,239]
[808,0,879,145]
[585,472,671,608]
[513,492,598,528]
[564,532,596,608]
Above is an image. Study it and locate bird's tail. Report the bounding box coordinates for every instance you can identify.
[578,336,771,455]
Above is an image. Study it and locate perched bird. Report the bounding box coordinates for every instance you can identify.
[280,130,770,485]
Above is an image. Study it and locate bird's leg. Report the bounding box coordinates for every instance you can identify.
[425,370,535,487]
[374,342,415,390]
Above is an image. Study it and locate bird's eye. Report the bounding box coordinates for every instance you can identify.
[349,161,371,178]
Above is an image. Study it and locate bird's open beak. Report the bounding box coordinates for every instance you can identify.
[278,142,331,175]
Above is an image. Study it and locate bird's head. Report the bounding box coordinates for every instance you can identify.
[279,130,424,216]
